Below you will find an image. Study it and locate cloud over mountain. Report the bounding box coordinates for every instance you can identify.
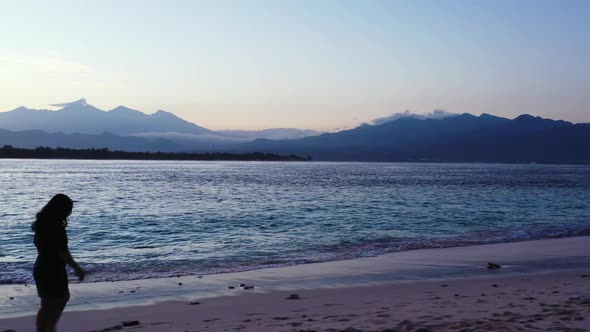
[371,109,458,125]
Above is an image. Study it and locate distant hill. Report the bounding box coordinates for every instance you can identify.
[0,98,211,135]
[0,128,181,152]
[232,113,590,164]
[0,99,321,146]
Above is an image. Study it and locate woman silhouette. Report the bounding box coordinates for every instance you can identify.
[32,194,86,332]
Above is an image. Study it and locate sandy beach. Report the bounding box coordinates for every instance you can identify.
[1,237,589,331]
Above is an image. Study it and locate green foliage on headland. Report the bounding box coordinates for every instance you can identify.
[0,145,310,161]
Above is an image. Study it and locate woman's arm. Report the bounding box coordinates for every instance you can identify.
[59,249,86,281]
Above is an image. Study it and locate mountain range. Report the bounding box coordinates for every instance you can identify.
[1,99,589,163]
[0,98,321,140]
[233,113,590,163]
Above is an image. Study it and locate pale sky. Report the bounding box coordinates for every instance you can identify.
[0,0,588,131]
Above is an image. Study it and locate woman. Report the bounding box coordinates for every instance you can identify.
[32,194,86,332]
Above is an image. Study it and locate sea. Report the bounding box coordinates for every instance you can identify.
[1,160,589,285]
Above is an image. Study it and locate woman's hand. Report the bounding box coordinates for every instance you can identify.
[59,249,86,281]
[74,267,86,281]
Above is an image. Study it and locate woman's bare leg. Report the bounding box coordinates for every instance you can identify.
[39,292,69,332]
[46,300,67,332]
[36,301,48,332]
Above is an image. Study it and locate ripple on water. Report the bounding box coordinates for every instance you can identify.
[1,161,589,283]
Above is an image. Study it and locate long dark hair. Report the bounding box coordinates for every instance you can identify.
[31,194,74,232]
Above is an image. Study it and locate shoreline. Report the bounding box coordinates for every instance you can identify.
[1,236,589,325]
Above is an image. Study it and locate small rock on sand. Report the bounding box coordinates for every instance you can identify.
[286,294,300,300]
[122,320,140,327]
[188,301,200,305]
[487,262,502,270]
[228,286,235,289]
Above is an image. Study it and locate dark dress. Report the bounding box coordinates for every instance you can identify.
[33,223,69,299]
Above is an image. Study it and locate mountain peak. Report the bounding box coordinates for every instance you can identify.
[479,113,509,122]
[109,106,145,117]
[479,113,495,118]
[154,109,176,117]
[11,106,30,112]
[455,113,477,119]
[51,98,104,113]
[515,114,537,120]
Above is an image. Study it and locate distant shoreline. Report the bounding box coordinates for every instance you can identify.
[0,145,310,161]
[2,145,590,164]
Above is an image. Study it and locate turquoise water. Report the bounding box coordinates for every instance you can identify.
[0,160,589,284]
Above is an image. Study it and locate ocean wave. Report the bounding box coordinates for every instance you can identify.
[3,224,588,285]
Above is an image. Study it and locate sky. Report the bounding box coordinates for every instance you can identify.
[0,0,588,131]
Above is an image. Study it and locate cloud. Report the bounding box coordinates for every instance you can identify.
[0,54,93,76]
[49,98,88,108]
[371,109,458,125]
[0,53,129,85]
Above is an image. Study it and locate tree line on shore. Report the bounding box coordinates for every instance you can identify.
[0,145,310,161]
